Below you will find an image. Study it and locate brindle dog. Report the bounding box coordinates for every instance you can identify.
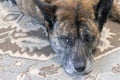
[8,0,120,75]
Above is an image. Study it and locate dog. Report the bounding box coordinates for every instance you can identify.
[7,0,120,75]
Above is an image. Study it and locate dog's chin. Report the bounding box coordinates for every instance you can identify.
[63,57,93,75]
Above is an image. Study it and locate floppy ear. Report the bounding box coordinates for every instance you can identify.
[95,0,113,32]
[33,0,56,30]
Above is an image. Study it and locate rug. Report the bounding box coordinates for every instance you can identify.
[0,1,120,60]
[0,1,120,80]
[0,1,55,60]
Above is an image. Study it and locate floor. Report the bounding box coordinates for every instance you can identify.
[0,1,120,80]
[0,49,120,80]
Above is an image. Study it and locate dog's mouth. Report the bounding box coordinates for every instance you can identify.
[63,54,93,75]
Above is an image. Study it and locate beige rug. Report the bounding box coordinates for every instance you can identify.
[0,1,55,60]
[0,1,120,60]
[0,1,120,80]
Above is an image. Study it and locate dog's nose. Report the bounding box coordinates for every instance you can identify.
[74,65,86,73]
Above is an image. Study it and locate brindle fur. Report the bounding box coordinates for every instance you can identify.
[10,0,120,75]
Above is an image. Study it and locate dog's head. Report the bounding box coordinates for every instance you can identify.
[34,0,113,75]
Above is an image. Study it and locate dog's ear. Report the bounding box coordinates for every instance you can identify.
[95,0,113,32]
[33,0,56,30]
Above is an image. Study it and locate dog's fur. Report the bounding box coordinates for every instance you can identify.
[7,0,120,75]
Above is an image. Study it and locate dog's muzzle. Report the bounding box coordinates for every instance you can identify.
[63,54,93,75]
[62,42,94,75]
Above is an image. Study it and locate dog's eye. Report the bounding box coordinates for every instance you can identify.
[84,31,95,42]
[85,34,95,42]
[59,36,73,46]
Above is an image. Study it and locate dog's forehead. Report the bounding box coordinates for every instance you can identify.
[52,20,99,40]
[55,0,96,21]
[51,0,99,37]
[53,21,77,37]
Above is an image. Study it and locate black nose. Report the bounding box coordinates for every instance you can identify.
[75,66,86,73]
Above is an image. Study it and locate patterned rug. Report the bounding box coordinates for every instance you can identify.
[0,1,55,60]
[0,1,120,60]
[0,1,120,80]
